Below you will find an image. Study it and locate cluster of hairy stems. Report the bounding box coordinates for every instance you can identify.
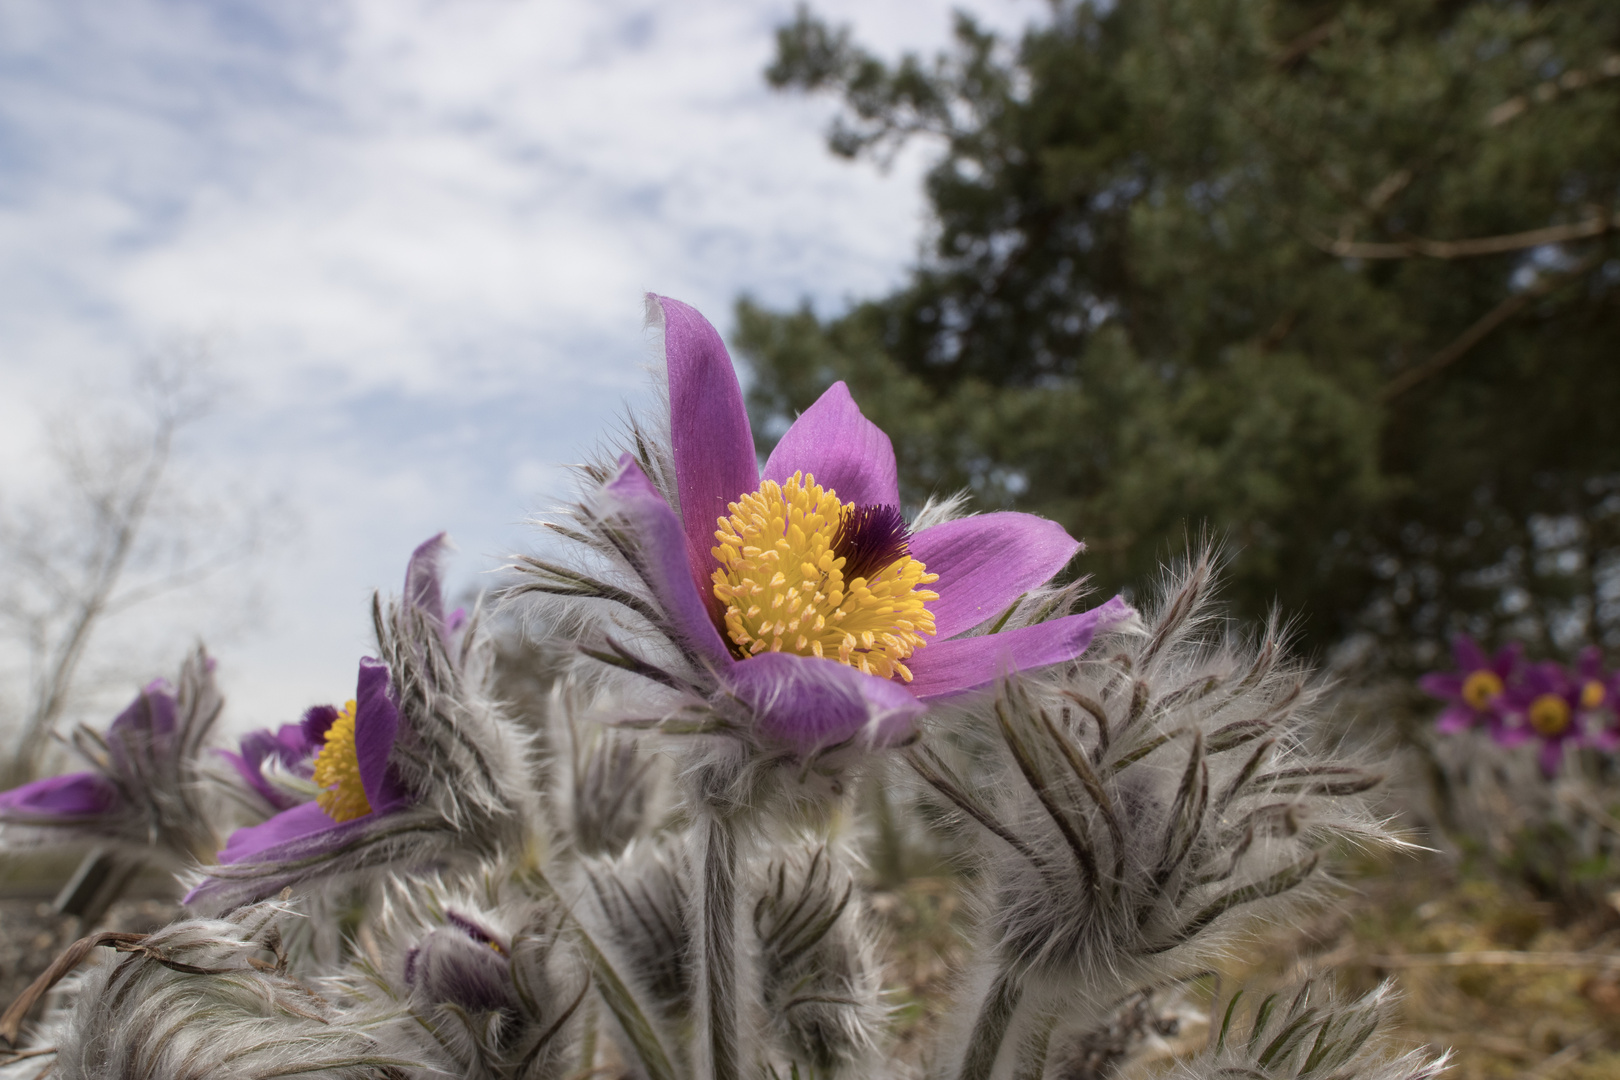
[1,516,1450,1080]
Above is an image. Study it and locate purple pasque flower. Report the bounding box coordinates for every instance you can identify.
[0,650,222,860]
[1572,645,1617,733]
[577,296,1132,753]
[207,656,410,869]
[1494,658,1610,775]
[1419,635,1521,735]
[195,538,442,873]
[186,534,533,913]
[0,680,174,823]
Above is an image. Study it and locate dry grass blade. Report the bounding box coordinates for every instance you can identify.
[0,932,149,1045]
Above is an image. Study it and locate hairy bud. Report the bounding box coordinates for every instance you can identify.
[1166,980,1449,1080]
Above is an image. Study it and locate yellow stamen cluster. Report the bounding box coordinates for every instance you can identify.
[1528,693,1572,738]
[1462,670,1503,710]
[312,700,372,823]
[1582,680,1607,710]
[711,472,939,682]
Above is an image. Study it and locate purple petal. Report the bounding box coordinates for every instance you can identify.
[762,381,899,509]
[1418,673,1463,700]
[602,456,736,668]
[725,652,926,751]
[909,514,1085,639]
[1577,645,1605,682]
[906,596,1134,700]
[405,532,450,629]
[1433,705,1475,734]
[105,680,180,773]
[143,679,178,737]
[1522,661,1566,697]
[219,722,317,811]
[215,800,342,864]
[1490,641,1523,679]
[218,748,293,811]
[1539,739,1564,777]
[0,771,118,818]
[1492,725,1532,748]
[354,658,410,812]
[301,704,340,746]
[273,722,319,764]
[1451,635,1487,673]
[653,295,760,617]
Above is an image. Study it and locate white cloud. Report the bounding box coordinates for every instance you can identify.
[0,0,1039,733]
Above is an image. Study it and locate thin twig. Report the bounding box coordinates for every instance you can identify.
[1356,950,1620,970]
[1312,213,1619,260]
[1378,253,1602,402]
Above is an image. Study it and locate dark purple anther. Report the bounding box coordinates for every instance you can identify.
[833,504,911,582]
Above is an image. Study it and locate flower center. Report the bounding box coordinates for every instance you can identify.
[1527,693,1572,738]
[1581,679,1607,710]
[711,472,940,682]
[1461,670,1503,710]
[312,699,372,822]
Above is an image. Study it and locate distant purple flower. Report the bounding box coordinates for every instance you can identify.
[186,533,528,914]
[208,657,410,868]
[1496,657,1613,775]
[186,535,451,904]
[1419,635,1520,735]
[0,652,222,860]
[591,297,1133,753]
[1571,646,1619,754]
[1572,646,1615,725]
[0,683,175,823]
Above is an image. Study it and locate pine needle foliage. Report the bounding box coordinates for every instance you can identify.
[749,0,1620,667]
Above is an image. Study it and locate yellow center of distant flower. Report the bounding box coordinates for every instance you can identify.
[1581,680,1606,710]
[312,700,372,822]
[1527,693,1572,738]
[711,471,940,682]
[1461,670,1503,710]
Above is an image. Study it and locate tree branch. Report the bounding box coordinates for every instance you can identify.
[1314,213,1620,261]
[1378,252,1603,402]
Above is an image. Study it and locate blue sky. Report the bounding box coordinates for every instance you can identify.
[0,0,1038,733]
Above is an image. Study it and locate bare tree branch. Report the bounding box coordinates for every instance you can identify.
[0,344,273,785]
[1313,212,1620,260]
[1485,54,1620,127]
[1379,252,1603,402]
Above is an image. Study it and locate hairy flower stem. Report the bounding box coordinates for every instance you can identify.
[703,813,741,1080]
[1012,1009,1057,1080]
[958,966,1025,1080]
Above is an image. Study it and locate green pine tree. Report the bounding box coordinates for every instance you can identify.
[738,0,1620,670]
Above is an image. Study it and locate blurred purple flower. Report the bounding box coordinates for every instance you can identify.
[0,681,176,824]
[187,533,529,914]
[1496,654,1615,775]
[1419,635,1520,735]
[0,768,118,820]
[594,297,1132,753]
[0,653,222,860]
[186,535,451,903]
[208,657,410,868]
